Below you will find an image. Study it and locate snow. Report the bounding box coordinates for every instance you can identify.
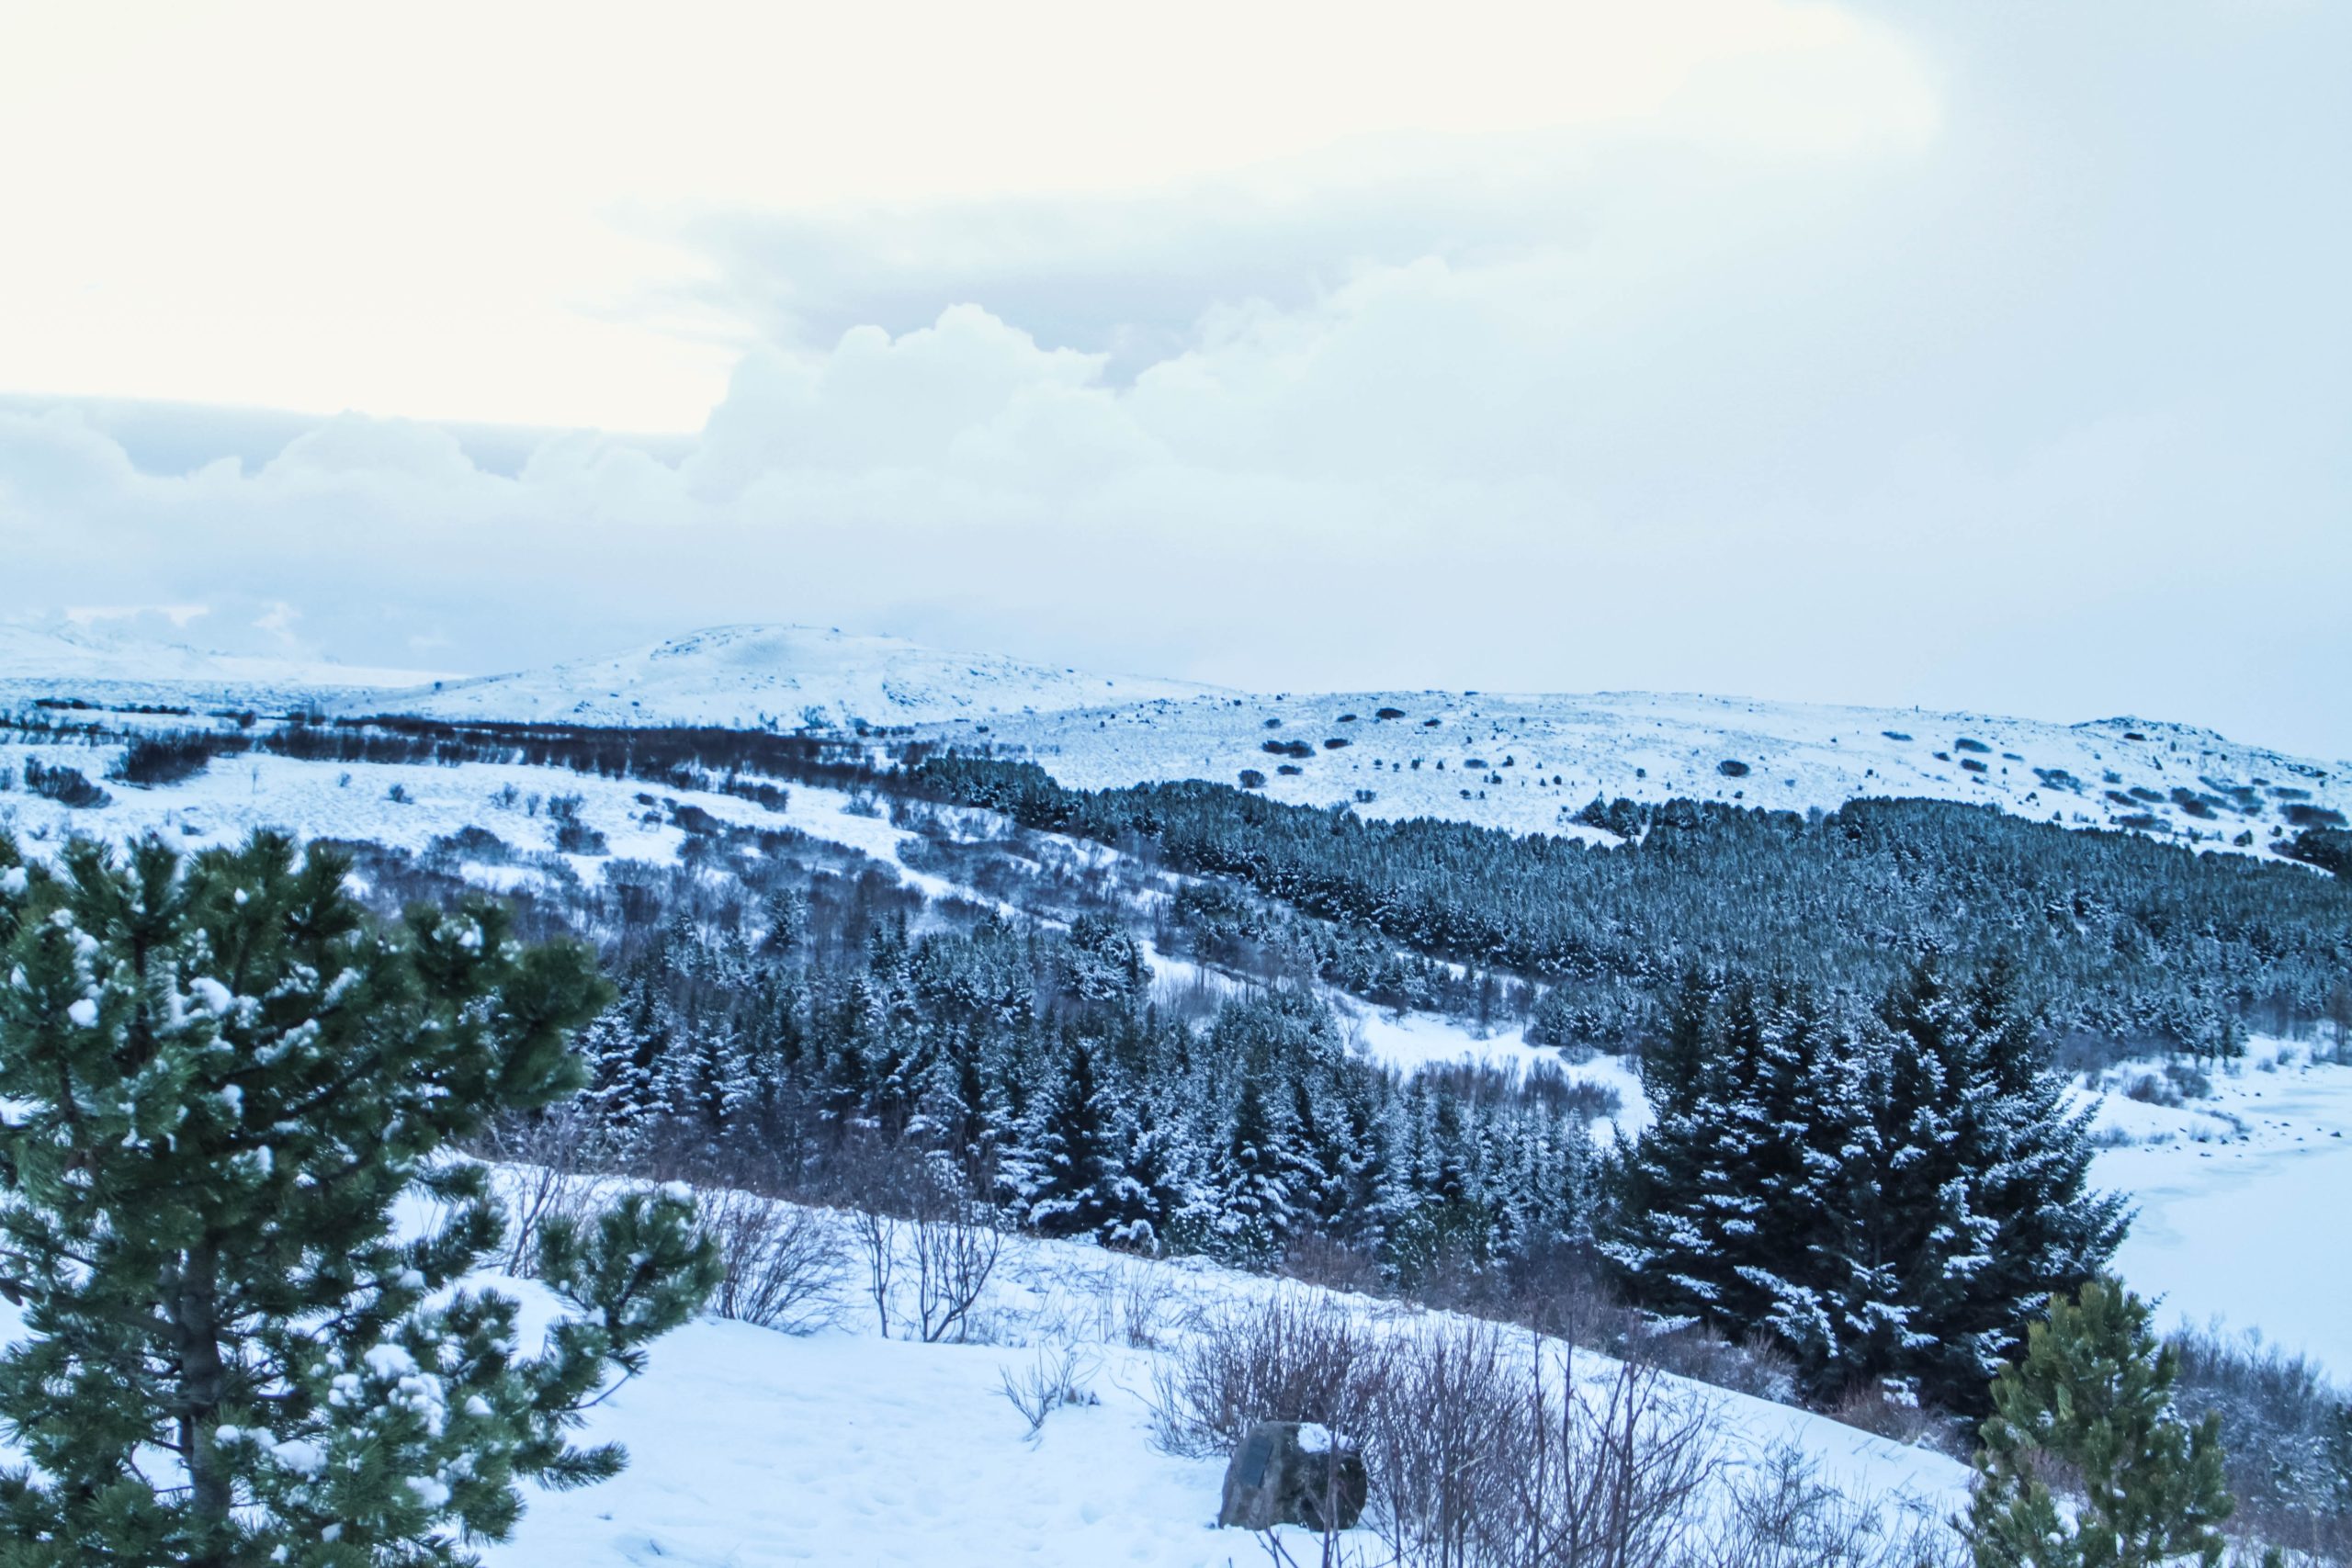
[2084,1043,2352,1375]
[940,688,2347,858]
[1335,1010,1651,1142]
[469,1224,1967,1567]
[9,620,2342,857]
[355,624,1226,730]
[0,620,451,709]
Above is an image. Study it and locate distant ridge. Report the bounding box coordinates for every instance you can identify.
[349,624,1227,728]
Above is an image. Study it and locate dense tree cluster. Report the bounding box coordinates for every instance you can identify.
[913,756,2352,1050]
[1605,958,2125,1412]
[565,906,1599,1281]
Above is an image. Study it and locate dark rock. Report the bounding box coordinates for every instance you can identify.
[1216,1420,1369,1533]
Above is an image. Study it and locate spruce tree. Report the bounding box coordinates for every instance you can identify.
[1024,1041,1138,1241]
[1963,1279,2245,1568]
[0,832,720,1564]
[1212,1076,1296,1266]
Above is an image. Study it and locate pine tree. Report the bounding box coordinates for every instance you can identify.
[1212,1076,1296,1267]
[1024,1041,1140,1241]
[0,832,721,1564]
[1963,1279,2246,1568]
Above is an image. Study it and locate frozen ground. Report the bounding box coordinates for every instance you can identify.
[2084,1042,2352,1375]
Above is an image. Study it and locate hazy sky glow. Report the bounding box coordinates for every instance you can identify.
[2,1,2346,753]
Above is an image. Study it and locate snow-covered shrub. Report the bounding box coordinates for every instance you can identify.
[2166,1323,2352,1558]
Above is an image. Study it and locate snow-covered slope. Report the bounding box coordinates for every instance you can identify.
[0,621,448,708]
[355,625,1227,729]
[957,688,2349,854]
[10,618,2346,853]
[467,1219,1968,1567]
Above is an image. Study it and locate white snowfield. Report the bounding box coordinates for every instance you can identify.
[342,624,1229,729]
[468,1218,1971,1568]
[0,621,448,711]
[946,687,2348,858]
[6,619,2343,853]
[2087,1042,2352,1375]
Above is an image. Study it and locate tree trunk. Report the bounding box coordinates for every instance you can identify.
[171,1239,233,1566]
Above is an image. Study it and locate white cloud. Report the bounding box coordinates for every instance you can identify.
[0,4,2344,755]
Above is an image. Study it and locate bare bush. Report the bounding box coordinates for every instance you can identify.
[910,1189,1002,1344]
[480,1105,607,1277]
[999,1342,1101,1440]
[1369,1318,1528,1568]
[1700,1442,1965,1568]
[1148,1290,1396,1461]
[1120,1260,1175,1349]
[837,1142,1002,1344]
[1823,1382,1962,1456]
[698,1189,845,1334]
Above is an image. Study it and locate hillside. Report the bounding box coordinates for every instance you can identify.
[932,687,2349,858]
[0,620,447,709]
[10,620,2344,857]
[349,624,1227,728]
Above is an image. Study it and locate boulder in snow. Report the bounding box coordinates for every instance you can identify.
[1216,1420,1367,1533]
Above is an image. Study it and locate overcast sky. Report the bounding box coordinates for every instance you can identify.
[2,1,2345,755]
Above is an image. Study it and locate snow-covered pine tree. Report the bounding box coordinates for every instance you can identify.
[578,971,673,1138]
[0,831,720,1563]
[1023,1040,1146,1241]
[1118,1093,1200,1254]
[1211,1075,1297,1267]
[1848,957,2125,1411]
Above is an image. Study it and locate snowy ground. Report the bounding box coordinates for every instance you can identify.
[471,1220,1969,1568]
[333,623,1225,729]
[2084,1042,2352,1375]
[944,688,2347,860]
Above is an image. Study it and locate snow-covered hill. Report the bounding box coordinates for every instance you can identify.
[8,619,2346,854]
[352,625,1227,729]
[0,621,447,710]
[952,688,2349,856]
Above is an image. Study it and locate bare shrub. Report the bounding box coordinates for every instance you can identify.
[1368,1318,1526,1568]
[480,1105,607,1277]
[1700,1442,1964,1568]
[851,1204,899,1338]
[1281,1232,1388,1296]
[999,1342,1101,1440]
[1626,1321,1800,1407]
[836,1141,1001,1343]
[1147,1290,1395,1461]
[1824,1382,1962,1456]
[698,1189,845,1334]
[1119,1260,1175,1350]
[910,1187,1002,1344]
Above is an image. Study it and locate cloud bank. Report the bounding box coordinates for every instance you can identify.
[1,3,2346,755]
